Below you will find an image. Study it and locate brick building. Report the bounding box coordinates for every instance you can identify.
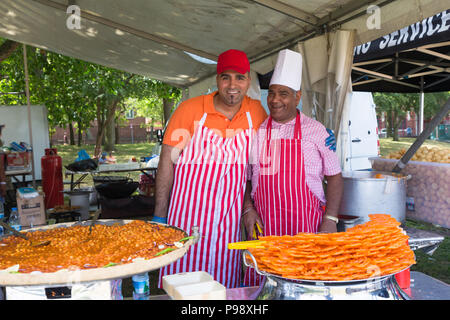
[377,110,450,137]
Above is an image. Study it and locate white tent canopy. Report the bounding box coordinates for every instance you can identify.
[0,0,448,169]
[0,0,446,89]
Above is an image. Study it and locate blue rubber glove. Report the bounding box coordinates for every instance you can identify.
[151,216,167,224]
[325,128,336,152]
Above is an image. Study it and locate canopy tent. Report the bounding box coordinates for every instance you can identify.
[0,0,448,171]
[352,10,450,93]
[257,9,450,169]
[0,0,447,90]
[350,10,450,144]
[349,10,450,173]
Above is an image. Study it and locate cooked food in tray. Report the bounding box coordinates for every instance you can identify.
[233,214,415,281]
[48,205,81,213]
[0,220,189,273]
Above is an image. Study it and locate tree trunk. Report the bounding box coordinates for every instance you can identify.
[386,110,393,139]
[69,122,75,145]
[393,109,399,141]
[104,117,116,152]
[93,75,134,157]
[94,99,119,158]
[94,100,105,158]
[77,123,82,147]
[163,98,175,125]
[0,40,20,63]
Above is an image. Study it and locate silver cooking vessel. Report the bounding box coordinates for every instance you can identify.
[244,250,410,300]
[338,170,410,223]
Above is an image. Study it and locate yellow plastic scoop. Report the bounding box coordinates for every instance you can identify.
[228,240,267,250]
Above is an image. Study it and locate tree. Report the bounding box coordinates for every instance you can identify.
[130,84,183,125]
[0,39,20,63]
[422,92,450,120]
[373,93,419,141]
[0,42,98,141]
[374,92,450,141]
[0,38,182,156]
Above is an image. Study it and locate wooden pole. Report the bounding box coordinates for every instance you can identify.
[22,44,36,188]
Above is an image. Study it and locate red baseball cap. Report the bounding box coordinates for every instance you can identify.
[216,49,250,75]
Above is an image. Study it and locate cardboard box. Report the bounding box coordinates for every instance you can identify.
[6,151,30,170]
[16,193,46,228]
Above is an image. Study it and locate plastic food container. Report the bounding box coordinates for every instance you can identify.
[172,280,226,300]
[162,271,213,298]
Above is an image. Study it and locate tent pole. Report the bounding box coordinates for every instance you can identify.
[22,44,36,188]
[419,77,424,134]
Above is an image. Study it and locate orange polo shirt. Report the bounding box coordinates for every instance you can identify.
[163,91,267,150]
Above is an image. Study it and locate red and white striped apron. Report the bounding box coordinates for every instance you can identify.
[244,112,323,286]
[159,111,253,288]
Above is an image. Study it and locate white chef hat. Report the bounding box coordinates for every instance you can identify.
[269,49,302,91]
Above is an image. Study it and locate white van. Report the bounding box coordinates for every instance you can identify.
[343,91,380,171]
[260,90,380,172]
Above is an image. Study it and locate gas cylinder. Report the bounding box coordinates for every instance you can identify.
[41,148,64,209]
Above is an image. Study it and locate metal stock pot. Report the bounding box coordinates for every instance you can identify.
[338,171,410,223]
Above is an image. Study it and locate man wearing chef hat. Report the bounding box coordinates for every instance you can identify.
[153,49,336,289]
[154,49,267,289]
[242,49,343,286]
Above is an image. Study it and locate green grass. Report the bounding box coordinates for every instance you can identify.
[55,140,449,286]
[376,138,450,284]
[55,143,157,168]
[56,142,157,187]
[404,219,450,284]
[379,137,450,157]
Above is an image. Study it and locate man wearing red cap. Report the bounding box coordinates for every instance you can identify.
[154,49,267,288]
[154,49,336,288]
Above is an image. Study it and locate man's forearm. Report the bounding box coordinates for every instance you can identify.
[242,181,254,210]
[153,145,177,218]
[324,173,343,217]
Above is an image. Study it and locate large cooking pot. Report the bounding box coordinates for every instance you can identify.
[338,170,410,223]
[92,176,129,185]
[63,189,92,220]
[95,179,139,199]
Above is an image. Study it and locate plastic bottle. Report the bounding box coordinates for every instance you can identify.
[8,207,21,232]
[0,199,4,237]
[132,273,150,300]
[110,279,123,300]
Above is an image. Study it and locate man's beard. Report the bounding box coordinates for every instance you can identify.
[223,93,243,106]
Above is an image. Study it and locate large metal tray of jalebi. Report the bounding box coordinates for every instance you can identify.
[243,249,412,286]
[0,220,195,286]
